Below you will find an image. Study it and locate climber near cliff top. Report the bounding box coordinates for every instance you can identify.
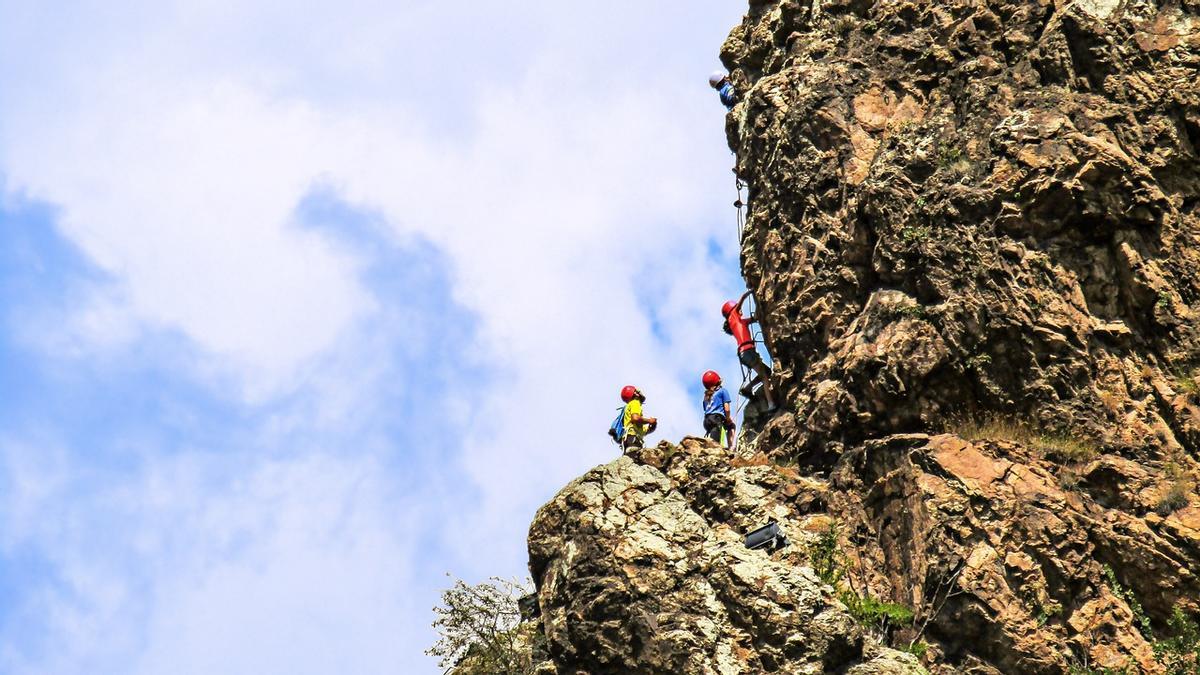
[709,71,737,110]
[723,292,778,412]
[701,370,735,449]
[620,385,657,450]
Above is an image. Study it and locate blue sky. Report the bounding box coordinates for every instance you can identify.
[0,2,749,672]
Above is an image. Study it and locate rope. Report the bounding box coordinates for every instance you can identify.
[731,360,750,453]
[734,362,752,415]
[734,176,746,242]
[732,175,753,426]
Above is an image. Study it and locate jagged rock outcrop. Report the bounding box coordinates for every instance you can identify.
[526,439,925,674]
[524,434,1199,673]
[518,1,1200,673]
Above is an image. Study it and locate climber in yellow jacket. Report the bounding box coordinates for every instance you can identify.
[620,385,657,450]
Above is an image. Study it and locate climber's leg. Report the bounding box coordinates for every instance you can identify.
[739,349,777,410]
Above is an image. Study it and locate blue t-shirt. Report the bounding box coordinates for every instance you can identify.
[718,83,736,110]
[703,388,731,416]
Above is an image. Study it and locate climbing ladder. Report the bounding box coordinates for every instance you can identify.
[731,293,769,452]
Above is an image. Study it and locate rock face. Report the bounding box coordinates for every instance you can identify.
[709,0,1200,669]
[519,1,1200,673]
[827,433,1200,672]
[721,0,1200,455]
[527,439,925,674]
[523,435,1198,673]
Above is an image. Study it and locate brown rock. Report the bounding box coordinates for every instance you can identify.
[517,1,1200,672]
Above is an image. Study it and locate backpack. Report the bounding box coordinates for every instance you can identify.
[607,406,626,445]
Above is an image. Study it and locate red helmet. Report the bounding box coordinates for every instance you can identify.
[702,370,721,387]
[721,300,738,317]
[621,385,639,402]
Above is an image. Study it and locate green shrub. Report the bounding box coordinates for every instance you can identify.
[427,575,542,674]
[1179,374,1199,396]
[1103,565,1152,638]
[839,589,915,630]
[1036,602,1063,627]
[1068,663,1132,675]
[966,353,993,370]
[832,14,857,35]
[1153,606,1200,674]
[807,523,845,588]
[880,302,928,322]
[1032,434,1099,463]
[1166,364,1199,398]
[1094,567,1199,672]
[937,141,963,166]
[901,224,931,243]
[807,523,917,635]
[894,304,928,319]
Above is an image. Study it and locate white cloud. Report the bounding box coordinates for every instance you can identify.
[130,455,427,675]
[0,0,751,671]
[4,80,376,397]
[0,440,430,675]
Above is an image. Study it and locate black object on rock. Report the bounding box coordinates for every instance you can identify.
[518,593,540,621]
[744,521,788,551]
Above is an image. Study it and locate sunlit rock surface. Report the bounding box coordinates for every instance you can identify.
[509,1,1200,673]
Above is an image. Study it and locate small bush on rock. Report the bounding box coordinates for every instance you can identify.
[1068,662,1133,674]
[1156,461,1194,517]
[1103,565,1153,638]
[1153,606,1200,674]
[807,523,846,588]
[1178,370,1198,397]
[831,14,857,35]
[427,575,541,675]
[839,589,915,632]
[806,523,918,644]
[1033,434,1099,463]
[1157,481,1191,516]
[947,415,1099,463]
[901,224,931,243]
[1098,565,1200,672]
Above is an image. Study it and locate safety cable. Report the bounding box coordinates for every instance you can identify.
[731,176,764,451]
[734,176,746,242]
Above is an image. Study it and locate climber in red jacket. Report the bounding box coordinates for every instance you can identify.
[723,291,778,412]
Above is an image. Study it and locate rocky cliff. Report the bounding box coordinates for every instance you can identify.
[519,1,1200,673]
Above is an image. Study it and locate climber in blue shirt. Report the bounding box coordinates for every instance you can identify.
[709,72,737,110]
[701,370,735,448]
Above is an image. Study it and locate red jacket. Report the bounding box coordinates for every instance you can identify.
[727,309,755,353]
